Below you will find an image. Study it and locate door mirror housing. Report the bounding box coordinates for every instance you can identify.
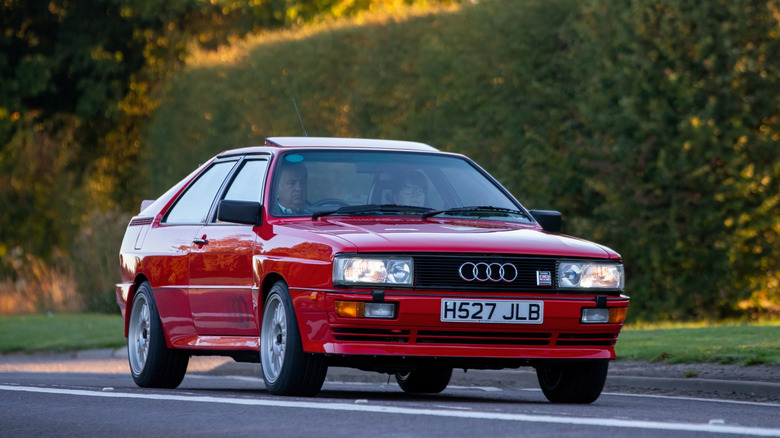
[529,210,562,233]
[217,200,262,226]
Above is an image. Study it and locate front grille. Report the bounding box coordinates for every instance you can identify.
[413,254,558,291]
[555,333,617,346]
[332,328,410,343]
[416,330,551,346]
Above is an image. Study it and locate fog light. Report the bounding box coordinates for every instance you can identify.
[581,308,610,324]
[335,301,396,319]
[365,302,395,318]
[581,307,627,324]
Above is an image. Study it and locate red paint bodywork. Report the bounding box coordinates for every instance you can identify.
[117,139,629,369]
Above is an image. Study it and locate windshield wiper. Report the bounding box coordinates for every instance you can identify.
[421,205,530,220]
[312,204,433,220]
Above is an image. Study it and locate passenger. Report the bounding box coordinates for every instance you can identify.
[393,171,427,207]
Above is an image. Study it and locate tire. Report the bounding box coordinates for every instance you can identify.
[395,368,453,393]
[536,359,609,404]
[260,281,327,396]
[127,282,189,388]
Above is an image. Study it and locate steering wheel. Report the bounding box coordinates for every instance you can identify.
[311,198,349,208]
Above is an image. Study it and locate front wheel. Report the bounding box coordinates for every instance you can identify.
[395,368,453,393]
[536,359,609,404]
[127,282,189,388]
[260,281,327,396]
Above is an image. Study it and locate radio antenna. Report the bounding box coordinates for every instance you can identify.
[292,98,308,137]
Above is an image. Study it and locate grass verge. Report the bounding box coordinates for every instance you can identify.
[617,321,780,365]
[1,313,125,354]
[1,314,778,366]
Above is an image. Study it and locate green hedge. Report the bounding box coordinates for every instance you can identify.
[143,0,780,321]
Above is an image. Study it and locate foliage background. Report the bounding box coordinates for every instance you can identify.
[1,0,446,312]
[1,0,778,321]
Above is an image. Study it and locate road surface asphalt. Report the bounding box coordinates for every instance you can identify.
[1,348,777,402]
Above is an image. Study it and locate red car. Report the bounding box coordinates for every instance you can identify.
[116,137,628,403]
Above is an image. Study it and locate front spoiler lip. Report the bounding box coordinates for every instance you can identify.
[321,342,616,360]
[321,351,611,373]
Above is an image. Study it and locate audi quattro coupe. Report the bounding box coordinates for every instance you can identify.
[117,137,628,403]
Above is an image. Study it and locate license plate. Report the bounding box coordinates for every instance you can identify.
[440,299,543,324]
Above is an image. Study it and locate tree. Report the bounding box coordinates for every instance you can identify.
[0,0,455,311]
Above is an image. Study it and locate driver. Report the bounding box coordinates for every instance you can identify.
[276,161,308,215]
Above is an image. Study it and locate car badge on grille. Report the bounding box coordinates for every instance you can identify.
[537,271,552,286]
[458,262,518,283]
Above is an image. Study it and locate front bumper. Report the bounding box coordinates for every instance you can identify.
[294,288,629,362]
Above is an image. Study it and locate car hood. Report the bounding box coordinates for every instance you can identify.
[281,218,620,259]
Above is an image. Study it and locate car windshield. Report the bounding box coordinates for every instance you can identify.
[270,150,531,223]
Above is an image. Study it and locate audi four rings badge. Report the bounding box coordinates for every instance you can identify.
[458,262,518,282]
[537,271,552,286]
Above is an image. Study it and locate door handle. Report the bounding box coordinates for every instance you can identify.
[193,236,209,245]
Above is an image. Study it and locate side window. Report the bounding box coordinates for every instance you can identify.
[164,161,235,224]
[223,159,269,203]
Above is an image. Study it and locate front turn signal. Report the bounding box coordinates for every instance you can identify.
[335,301,365,318]
[335,301,396,319]
[609,307,627,324]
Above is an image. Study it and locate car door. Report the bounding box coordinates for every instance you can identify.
[188,158,269,336]
[158,160,238,337]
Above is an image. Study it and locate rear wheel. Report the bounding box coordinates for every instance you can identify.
[395,368,453,393]
[536,359,609,404]
[127,282,189,388]
[260,281,327,396]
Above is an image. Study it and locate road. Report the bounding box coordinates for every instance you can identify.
[1,354,779,437]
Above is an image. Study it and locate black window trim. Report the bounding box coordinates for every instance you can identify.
[161,158,240,225]
[207,156,271,225]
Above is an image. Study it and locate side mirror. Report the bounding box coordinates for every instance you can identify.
[529,210,562,233]
[217,200,262,226]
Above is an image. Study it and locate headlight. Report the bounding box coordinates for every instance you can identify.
[333,256,413,286]
[558,261,624,289]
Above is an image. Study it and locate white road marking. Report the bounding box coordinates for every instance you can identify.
[447,384,502,392]
[521,388,780,408]
[601,391,780,408]
[2,385,779,436]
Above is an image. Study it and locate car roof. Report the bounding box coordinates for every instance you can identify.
[266,137,438,151]
[216,137,438,158]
